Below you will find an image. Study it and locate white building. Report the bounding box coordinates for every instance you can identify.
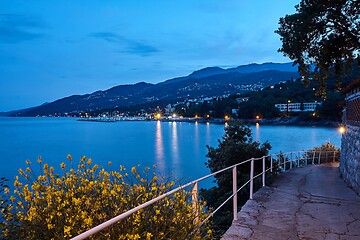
[302,102,321,111]
[275,101,321,112]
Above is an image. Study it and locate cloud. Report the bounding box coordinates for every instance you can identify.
[88,32,120,43]
[0,27,43,43]
[89,31,159,56]
[120,41,159,56]
[0,14,45,43]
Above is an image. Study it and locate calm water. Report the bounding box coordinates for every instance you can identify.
[0,117,341,186]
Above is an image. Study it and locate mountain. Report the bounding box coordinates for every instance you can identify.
[15,82,155,116]
[162,62,297,85]
[188,67,226,78]
[232,62,297,73]
[10,62,299,116]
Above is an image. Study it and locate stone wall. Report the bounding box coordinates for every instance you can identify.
[340,83,360,195]
[340,125,360,194]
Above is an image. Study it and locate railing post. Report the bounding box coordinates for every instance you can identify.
[282,154,286,171]
[305,151,308,166]
[262,156,266,187]
[318,151,321,165]
[233,166,237,221]
[297,152,300,167]
[290,152,293,169]
[326,151,328,162]
[333,151,336,162]
[250,158,254,200]
[191,182,199,224]
[270,155,273,173]
[312,151,315,164]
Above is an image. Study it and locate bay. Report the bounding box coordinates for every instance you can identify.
[0,117,341,186]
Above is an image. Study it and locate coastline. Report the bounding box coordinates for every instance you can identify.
[157,116,340,127]
[78,116,340,127]
[240,117,340,127]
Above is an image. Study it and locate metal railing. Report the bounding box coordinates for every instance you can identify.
[71,150,340,240]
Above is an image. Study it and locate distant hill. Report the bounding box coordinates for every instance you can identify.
[162,62,297,85]
[232,62,297,73]
[10,62,299,116]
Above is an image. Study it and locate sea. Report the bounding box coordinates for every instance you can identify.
[0,117,342,188]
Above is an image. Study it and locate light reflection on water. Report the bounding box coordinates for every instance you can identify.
[155,120,165,173]
[254,122,260,140]
[205,122,211,147]
[0,118,341,187]
[194,121,199,157]
[171,122,179,166]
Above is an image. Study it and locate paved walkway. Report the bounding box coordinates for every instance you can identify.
[222,163,360,240]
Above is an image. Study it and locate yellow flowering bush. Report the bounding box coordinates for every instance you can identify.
[0,177,9,230]
[0,155,212,239]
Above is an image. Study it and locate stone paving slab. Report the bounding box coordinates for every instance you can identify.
[222,163,360,240]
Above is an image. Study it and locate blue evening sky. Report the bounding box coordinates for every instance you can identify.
[0,1,299,112]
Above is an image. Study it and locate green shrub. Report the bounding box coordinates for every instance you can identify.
[201,121,274,237]
[306,141,341,163]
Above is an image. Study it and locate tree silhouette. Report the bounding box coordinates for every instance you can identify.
[276,0,359,96]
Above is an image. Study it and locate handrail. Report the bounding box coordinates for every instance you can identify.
[71,150,340,240]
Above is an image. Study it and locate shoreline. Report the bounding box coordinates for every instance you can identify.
[78,116,340,127]
[240,118,340,127]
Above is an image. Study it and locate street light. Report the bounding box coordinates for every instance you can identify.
[338,126,346,134]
